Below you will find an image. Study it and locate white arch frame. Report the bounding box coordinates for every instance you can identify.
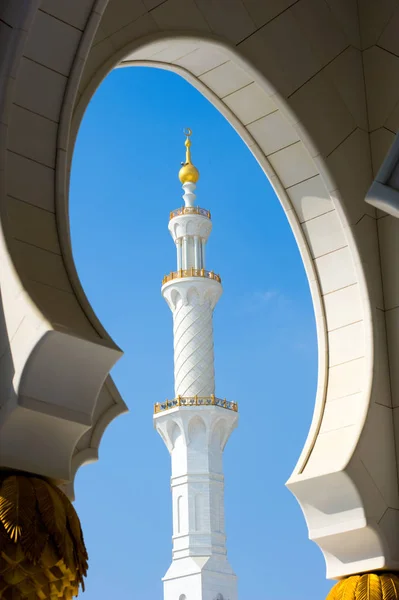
[64,32,396,578]
[0,0,395,579]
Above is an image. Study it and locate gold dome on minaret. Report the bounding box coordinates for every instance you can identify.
[327,573,399,600]
[178,128,200,184]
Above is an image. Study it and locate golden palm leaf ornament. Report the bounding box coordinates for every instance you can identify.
[20,511,49,565]
[0,472,88,600]
[328,573,399,600]
[334,574,359,600]
[0,475,36,541]
[382,575,399,600]
[357,574,382,600]
[52,485,88,579]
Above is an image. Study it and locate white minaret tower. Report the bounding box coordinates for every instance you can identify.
[154,129,238,600]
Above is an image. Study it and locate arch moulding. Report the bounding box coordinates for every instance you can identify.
[68,29,397,578]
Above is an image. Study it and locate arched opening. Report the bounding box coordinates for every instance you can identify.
[70,61,322,598]
[66,35,373,499]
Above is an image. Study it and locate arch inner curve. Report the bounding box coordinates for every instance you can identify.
[62,28,383,579]
[68,33,371,484]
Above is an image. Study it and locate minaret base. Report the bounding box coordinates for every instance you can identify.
[163,555,237,600]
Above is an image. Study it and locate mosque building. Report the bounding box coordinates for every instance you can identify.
[154,130,238,600]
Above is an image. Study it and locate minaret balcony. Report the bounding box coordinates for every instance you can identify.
[170,206,211,220]
[154,395,238,414]
[162,268,221,285]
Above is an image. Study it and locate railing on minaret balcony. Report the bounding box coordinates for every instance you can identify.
[162,268,221,285]
[169,206,211,220]
[154,395,238,414]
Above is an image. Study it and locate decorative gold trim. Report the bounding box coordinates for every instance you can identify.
[0,472,88,598]
[154,395,238,414]
[327,573,399,600]
[170,206,211,220]
[162,268,221,286]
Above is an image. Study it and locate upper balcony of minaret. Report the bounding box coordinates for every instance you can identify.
[162,129,222,310]
[161,271,222,313]
[168,205,212,243]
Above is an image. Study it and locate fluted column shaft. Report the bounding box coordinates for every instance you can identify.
[173,297,215,397]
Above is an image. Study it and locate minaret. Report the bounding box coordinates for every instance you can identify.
[154,129,238,600]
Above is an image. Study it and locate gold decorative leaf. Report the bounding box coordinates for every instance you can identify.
[53,486,88,559]
[0,518,10,549]
[328,573,399,600]
[343,576,361,600]
[0,473,87,599]
[52,486,88,584]
[357,574,382,600]
[20,512,49,565]
[330,578,348,600]
[381,574,399,600]
[33,478,67,553]
[0,476,35,542]
[328,579,342,600]
[333,576,360,600]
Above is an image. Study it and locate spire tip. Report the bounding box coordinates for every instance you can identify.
[179,128,199,184]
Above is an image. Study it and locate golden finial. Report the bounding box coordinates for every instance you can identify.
[179,128,200,184]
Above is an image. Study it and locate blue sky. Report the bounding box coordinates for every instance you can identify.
[70,66,331,599]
